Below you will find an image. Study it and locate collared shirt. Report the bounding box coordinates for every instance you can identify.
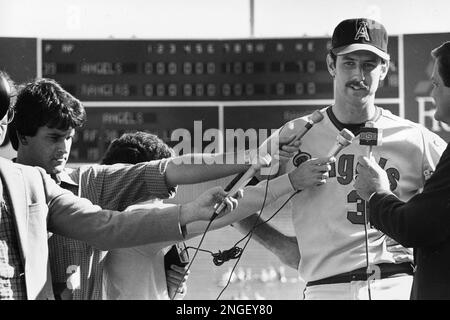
[47,160,175,300]
[0,179,26,300]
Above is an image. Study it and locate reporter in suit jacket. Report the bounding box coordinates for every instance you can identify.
[0,71,238,300]
[354,42,450,300]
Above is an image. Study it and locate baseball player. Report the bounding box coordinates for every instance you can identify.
[231,18,447,300]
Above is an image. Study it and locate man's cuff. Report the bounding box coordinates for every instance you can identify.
[368,191,396,212]
[181,225,187,238]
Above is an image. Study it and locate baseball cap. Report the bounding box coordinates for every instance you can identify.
[331,18,390,61]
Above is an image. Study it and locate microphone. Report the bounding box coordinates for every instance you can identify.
[359,121,382,158]
[282,110,324,146]
[327,129,355,157]
[212,153,272,219]
[0,72,11,119]
[249,110,325,176]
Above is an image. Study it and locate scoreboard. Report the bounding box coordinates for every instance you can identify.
[42,38,399,101]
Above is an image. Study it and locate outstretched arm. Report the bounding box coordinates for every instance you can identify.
[46,165,240,250]
[165,152,250,187]
[165,135,301,187]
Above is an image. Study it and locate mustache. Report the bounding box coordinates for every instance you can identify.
[346,80,369,90]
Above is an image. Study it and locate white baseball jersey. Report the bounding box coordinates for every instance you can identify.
[278,106,446,283]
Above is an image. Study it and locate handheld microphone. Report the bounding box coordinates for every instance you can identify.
[327,129,355,157]
[287,110,324,144]
[259,110,324,156]
[0,72,11,119]
[359,121,382,158]
[228,110,324,189]
[212,153,272,219]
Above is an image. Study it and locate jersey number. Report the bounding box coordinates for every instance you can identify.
[347,190,367,225]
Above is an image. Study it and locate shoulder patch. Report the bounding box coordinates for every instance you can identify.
[293,150,311,167]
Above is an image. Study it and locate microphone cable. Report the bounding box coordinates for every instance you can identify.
[170,154,277,299]
[357,123,378,300]
[363,202,372,300]
[172,170,298,299]
[215,188,300,299]
[170,169,269,299]
[172,120,308,299]
[214,173,272,300]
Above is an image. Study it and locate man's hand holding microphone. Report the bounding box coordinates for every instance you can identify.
[354,121,391,201]
[288,128,354,191]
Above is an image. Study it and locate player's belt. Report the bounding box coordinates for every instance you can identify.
[306,262,414,287]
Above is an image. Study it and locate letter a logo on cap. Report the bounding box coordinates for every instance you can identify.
[354,20,370,41]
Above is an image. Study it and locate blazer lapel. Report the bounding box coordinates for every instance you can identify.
[0,159,28,262]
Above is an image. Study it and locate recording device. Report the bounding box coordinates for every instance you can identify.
[327,129,355,157]
[359,121,382,158]
[212,153,272,219]
[164,243,189,268]
[0,72,11,119]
